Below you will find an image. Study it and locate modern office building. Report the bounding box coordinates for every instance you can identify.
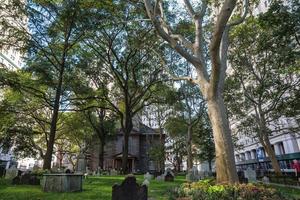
[233,117,300,171]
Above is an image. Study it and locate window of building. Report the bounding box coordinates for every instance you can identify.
[10,54,15,60]
[240,153,245,161]
[278,142,285,155]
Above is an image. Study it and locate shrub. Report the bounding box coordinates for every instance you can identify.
[169,178,293,200]
[31,169,50,176]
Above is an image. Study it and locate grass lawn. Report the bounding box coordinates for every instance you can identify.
[270,185,300,199]
[1,175,300,200]
[0,175,186,200]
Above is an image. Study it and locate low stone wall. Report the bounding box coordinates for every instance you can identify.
[42,174,83,192]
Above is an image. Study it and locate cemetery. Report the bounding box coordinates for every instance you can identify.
[0,0,300,200]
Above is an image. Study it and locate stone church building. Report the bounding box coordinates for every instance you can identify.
[86,122,164,173]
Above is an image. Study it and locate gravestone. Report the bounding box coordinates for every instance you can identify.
[32,164,40,172]
[144,172,153,181]
[262,176,270,184]
[51,166,60,173]
[244,169,256,183]
[110,169,118,176]
[186,166,200,182]
[142,179,150,186]
[18,173,40,185]
[156,175,164,181]
[76,153,86,173]
[112,175,147,200]
[164,171,174,182]
[5,165,18,179]
[164,168,174,177]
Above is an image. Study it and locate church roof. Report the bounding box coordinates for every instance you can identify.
[116,122,162,135]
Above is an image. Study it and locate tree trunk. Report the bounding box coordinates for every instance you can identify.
[187,124,193,170]
[176,157,181,172]
[257,109,282,176]
[97,110,106,169]
[43,71,63,170]
[260,135,282,176]
[207,97,238,184]
[98,140,105,169]
[121,116,133,174]
[122,132,129,174]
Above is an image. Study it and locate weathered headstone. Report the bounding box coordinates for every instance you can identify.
[164,172,174,182]
[142,179,150,186]
[5,166,18,179]
[186,166,200,182]
[76,153,86,173]
[155,175,164,181]
[19,173,40,185]
[51,166,60,173]
[244,169,256,183]
[112,175,147,200]
[110,169,118,176]
[143,172,153,181]
[262,176,270,184]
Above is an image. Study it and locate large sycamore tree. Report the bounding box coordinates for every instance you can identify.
[142,0,249,183]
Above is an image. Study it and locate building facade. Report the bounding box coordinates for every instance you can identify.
[234,117,300,171]
[86,122,164,173]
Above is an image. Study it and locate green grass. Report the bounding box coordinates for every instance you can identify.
[270,185,300,199]
[1,176,299,200]
[0,175,186,200]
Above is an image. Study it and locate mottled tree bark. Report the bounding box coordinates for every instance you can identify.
[207,97,238,183]
[143,0,249,184]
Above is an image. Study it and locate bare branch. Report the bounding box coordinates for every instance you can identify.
[228,0,249,27]
[183,0,195,17]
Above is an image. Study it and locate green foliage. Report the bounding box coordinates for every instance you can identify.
[193,113,215,167]
[169,179,293,200]
[226,0,300,137]
[149,143,165,168]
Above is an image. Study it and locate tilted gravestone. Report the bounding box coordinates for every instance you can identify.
[5,166,18,179]
[112,175,147,200]
[76,153,86,173]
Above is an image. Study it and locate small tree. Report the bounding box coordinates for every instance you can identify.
[194,113,215,173]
